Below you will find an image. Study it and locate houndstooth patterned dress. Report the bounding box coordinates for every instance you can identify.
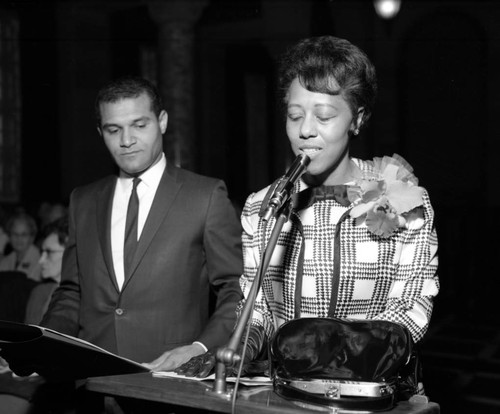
[239,156,439,348]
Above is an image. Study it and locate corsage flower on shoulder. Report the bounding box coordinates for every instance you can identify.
[347,154,425,238]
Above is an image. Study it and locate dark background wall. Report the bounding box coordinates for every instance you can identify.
[2,0,499,411]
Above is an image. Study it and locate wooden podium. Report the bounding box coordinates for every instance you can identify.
[86,373,440,414]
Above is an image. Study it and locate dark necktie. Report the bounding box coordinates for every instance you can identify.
[293,184,351,210]
[124,177,140,277]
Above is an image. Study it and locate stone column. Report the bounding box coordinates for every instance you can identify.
[147,0,208,169]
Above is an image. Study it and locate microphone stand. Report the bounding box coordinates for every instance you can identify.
[209,200,293,399]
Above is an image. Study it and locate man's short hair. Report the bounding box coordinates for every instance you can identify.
[95,76,163,126]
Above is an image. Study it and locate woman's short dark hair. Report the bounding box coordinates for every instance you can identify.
[41,216,69,247]
[278,36,377,130]
[94,76,163,126]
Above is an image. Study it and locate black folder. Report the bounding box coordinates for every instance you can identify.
[0,320,149,380]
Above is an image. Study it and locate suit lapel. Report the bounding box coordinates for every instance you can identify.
[121,164,182,290]
[96,177,120,292]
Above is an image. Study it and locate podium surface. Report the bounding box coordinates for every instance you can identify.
[86,373,440,414]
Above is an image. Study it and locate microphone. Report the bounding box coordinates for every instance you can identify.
[261,153,311,221]
[210,152,310,398]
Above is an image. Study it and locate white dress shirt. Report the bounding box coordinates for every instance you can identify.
[111,153,166,290]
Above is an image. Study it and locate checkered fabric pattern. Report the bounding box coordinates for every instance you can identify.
[238,156,439,350]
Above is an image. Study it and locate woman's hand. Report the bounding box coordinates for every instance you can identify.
[174,350,216,378]
[143,343,205,372]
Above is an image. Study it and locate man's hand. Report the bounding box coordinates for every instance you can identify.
[143,343,205,372]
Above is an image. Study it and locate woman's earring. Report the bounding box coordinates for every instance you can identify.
[353,128,360,136]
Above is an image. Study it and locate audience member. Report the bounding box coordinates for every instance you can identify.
[25,217,69,325]
[0,213,41,282]
[0,217,70,414]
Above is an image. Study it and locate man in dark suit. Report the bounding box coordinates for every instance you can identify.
[41,76,243,372]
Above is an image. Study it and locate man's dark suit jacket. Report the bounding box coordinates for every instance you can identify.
[42,162,243,363]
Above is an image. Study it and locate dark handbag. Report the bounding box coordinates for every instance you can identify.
[270,317,417,411]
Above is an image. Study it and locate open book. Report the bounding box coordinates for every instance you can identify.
[0,320,149,380]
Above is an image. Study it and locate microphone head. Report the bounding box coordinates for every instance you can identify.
[286,153,311,183]
[259,153,311,221]
[296,153,311,166]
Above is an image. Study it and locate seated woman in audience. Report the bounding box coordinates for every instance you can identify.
[25,217,69,325]
[0,212,41,282]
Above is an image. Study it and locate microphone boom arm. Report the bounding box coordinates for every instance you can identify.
[210,201,293,397]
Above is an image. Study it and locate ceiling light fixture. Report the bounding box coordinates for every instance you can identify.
[373,0,401,19]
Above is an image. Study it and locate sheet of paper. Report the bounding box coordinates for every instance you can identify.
[152,370,272,387]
